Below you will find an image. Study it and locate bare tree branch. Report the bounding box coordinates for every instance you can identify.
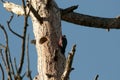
[18,0,29,74]
[2,1,118,80]
[0,49,5,80]
[1,24,16,79]
[3,2,120,30]
[26,1,43,24]
[94,74,99,80]
[8,48,15,78]
[26,34,32,80]
[0,24,12,80]
[13,58,22,80]
[61,44,76,80]
[13,58,18,73]
[60,5,78,15]
[0,48,7,68]
[3,1,25,16]
[0,34,15,79]
[7,13,23,39]
[61,8,120,29]
[0,64,5,80]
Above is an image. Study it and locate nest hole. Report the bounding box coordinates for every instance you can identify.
[39,37,48,44]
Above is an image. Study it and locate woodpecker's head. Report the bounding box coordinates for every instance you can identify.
[58,35,67,55]
[62,35,66,38]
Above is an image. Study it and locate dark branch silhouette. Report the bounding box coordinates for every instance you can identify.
[0,0,32,79]
[7,13,23,39]
[0,64,5,80]
[94,74,99,80]
[0,24,12,80]
[61,6,120,30]
[26,35,32,80]
[26,1,43,24]
[18,0,29,74]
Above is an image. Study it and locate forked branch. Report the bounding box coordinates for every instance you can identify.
[18,0,29,74]
[7,13,23,38]
[61,7,120,29]
[0,24,12,80]
[61,44,76,80]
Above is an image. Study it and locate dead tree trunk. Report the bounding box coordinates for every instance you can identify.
[2,0,120,80]
[3,0,79,79]
[3,0,66,80]
[29,0,66,80]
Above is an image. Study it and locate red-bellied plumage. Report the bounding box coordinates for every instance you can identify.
[58,35,67,55]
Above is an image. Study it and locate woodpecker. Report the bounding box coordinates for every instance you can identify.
[58,35,67,55]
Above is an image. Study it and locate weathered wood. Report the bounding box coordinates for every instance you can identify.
[29,0,65,80]
[4,2,120,30]
[61,11,120,29]
[3,0,66,80]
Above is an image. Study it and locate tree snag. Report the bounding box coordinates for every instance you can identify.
[3,0,66,80]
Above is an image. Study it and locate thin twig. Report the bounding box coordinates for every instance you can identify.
[14,58,18,73]
[0,64,5,80]
[21,72,26,79]
[0,25,7,68]
[61,44,76,80]
[94,74,99,80]
[0,37,14,77]
[26,34,32,80]
[7,13,23,39]
[18,0,29,74]
[0,48,7,68]
[8,48,15,77]
[0,24,12,80]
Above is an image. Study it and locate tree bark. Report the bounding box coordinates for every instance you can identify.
[61,10,120,29]
[3,0,120,80]
[3,1,120,30]
[29,0,66,80]
[3,0,66,80]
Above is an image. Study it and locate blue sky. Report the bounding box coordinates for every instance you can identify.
[0,0,120,80]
